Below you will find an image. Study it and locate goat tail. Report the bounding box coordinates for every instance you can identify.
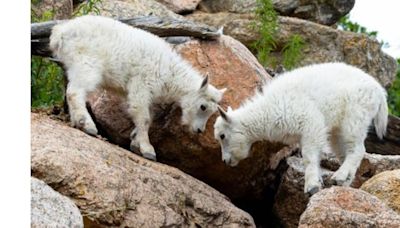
[49,25,63,58]
[374,89,388,139]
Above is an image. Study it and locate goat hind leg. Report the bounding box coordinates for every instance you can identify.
[331,141,365,186]
[329,131,346,164]
[66,66,100,136]
[331,116,368,186]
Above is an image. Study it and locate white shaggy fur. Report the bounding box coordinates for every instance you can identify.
[214,62,388,195]
[49,15,225,161]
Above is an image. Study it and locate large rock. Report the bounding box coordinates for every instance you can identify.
[198,0,354,25]
[274,153,400,228]
[86,35,291,202]
[31,0,73,20]
[361,169,400,214]
[85,0,182,19]
[31,113,255,227]
[186,12,398,88]
[155,0,202,14]
[31,177,83,228]
[298,186,400,228]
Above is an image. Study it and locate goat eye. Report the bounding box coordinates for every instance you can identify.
[220,134,225,140]
[200,105,207,111]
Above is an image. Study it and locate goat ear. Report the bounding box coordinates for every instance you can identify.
[200,74,209,90]
[219,87,227,94]
[218,106,231,123]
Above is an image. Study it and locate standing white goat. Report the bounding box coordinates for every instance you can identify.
[49,15,225,161]
[214,62,388,195]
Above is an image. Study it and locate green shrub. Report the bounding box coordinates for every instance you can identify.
[31,56,65,108]
[338,15,378,37]
[252,0,278,66]
[31,1,64,108]
[252,0,305,70]
[73,0,102,17]
[388,59,400,116]
[282,35,306,70]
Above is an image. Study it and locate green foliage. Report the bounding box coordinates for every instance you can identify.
[31,2,64,108]
[388,59,400,116]
[31,0,54,23]
[252,0,278,66]
[338,15,378,37]
[252,0,305,69]
[31,56,65,108]
[282,35,306,70]
[73,0,102,17]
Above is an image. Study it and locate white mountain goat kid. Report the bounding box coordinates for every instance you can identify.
[49,15,225,161]
[214,62,388,195]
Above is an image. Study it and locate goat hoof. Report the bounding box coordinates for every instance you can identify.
[142,152,157,161]
[331,174,347,186]
[332,179,339,186]
[333,177,353,187]
[84,127,98,136]
[306,186,320,197]
[74,117,86,128]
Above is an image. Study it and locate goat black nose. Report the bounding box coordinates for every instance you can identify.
[197,128,202,133]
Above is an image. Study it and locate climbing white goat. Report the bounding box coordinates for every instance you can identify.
[49,15,225,161]
[214,62,388,195]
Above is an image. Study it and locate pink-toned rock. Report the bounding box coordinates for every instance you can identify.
[31,113,255,227]
[299,186,400,228]
[87,35,291,201]
[156,0,202,14]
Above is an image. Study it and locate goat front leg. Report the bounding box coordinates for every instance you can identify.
[300,126,327,196]
[127,91,156,161]
[331,113,369,186]
[301,144,322,196]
